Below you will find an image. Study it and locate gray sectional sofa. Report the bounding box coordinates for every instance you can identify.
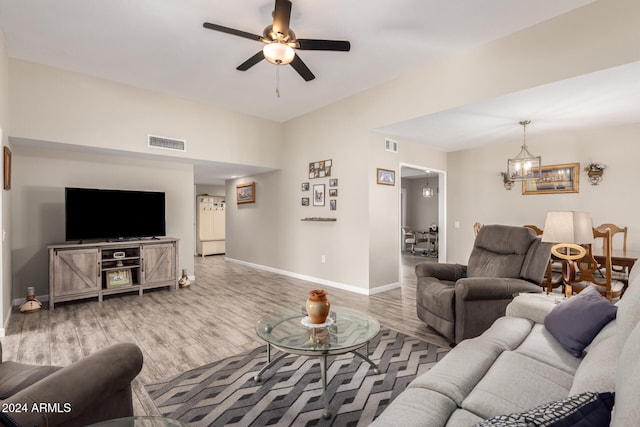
[371,262,640,426]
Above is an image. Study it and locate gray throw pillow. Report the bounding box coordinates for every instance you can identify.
[544,285,617,357]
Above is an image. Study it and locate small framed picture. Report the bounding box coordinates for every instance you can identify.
[301,182,309,191]
[236,182,256,204]
[330,199,337,211]
[107,269,131,288]
[377,168,395,186]
[313,184,325,206]
[329,189,338,197]
[3,146,11,190]
[301,197,309,206]
[329,179,338,187]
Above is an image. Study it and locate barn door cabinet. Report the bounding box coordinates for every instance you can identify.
[48,238,179,309]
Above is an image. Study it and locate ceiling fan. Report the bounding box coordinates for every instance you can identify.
[203,0,351,81]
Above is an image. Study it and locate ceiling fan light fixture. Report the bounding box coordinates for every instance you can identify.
[263,42,295,65]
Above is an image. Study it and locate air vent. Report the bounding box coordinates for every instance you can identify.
[385,138,398,153]
[148,134,186,152]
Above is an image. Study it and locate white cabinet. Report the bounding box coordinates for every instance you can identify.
[196,195,225,256]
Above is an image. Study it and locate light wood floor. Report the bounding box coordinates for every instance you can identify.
[1,252,446,416]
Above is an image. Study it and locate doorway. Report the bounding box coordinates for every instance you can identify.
[399,164,446,277]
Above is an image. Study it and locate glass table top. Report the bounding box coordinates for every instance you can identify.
[256,306,380,354]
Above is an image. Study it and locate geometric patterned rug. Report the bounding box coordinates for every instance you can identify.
[144,328,449,427]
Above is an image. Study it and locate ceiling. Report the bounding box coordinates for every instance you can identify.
[2,0,638,184]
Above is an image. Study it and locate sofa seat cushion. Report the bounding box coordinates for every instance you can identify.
[515,324,582,375]
[0,361,61,399]
[410,317,533,405]
[371,388,457,427]
[462,351,574,419]
[445,409,484,426]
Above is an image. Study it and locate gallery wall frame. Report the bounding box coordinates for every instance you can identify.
[522,163,580,195]
[236,182,256,204]
[309,159,332,179]
[377,168,395,186]
[313,184,325,206]
[3,146,11,190]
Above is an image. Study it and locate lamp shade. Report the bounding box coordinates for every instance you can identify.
[541,211,594,245]
[263,42,295,65]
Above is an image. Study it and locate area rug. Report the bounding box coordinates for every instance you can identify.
[144,328,448,427]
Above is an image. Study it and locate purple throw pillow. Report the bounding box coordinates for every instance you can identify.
[544,285,617,357]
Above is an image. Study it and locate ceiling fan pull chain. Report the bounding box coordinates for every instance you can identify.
[276,64,281,98]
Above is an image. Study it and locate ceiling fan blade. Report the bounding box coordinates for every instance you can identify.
[236,51,265,71]
[296,39,351,51]
[203,22,263,42]
[290,54,315,81]
[272,0,292,38]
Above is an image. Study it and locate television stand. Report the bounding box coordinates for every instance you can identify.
[48,237,179,309]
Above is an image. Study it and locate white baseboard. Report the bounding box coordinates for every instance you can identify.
[225,258,400,296]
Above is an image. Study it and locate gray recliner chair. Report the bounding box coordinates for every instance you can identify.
[416,224,551,344]
[0,342,143,427]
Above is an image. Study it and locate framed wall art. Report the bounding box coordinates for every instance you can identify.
[301,182,309,191]
[329,189,338,197]
[107,269,131,288]
[309,159,332,179]
[3,146,11,190]
[236,182,256,204]
[330,199,337,211]
[329,179,338,187]
[301,197,309,206]
[313,184,325,206]
[522,163,579,195]
[377,168,395,186]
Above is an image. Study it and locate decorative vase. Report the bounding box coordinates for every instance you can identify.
[306,290,330,324]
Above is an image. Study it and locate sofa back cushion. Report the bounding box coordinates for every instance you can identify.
[520,238,552,284]
[616,264,640,355]
[468,225,536,278]
[612,319,640,426]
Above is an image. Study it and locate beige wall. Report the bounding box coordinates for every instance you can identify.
[2,0,639,306]
[8,59,284,170]
[11,145,195,301]
[0,29,10,331]
[447,123,640,264]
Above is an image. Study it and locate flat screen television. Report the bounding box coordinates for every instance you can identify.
[65,187,166,241]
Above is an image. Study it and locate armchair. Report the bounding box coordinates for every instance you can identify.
[416,224,551,344]
[0,342,143,427]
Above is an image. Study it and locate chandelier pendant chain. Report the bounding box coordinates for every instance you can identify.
[276,65,281,98]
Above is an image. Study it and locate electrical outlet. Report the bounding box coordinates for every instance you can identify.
[321,255,326,263]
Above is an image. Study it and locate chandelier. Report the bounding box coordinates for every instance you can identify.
[422,172,434,198]
[506,120,541,181]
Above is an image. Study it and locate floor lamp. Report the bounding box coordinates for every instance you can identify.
[541,211,594,297]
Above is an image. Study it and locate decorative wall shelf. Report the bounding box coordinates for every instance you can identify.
[301,217,337,222]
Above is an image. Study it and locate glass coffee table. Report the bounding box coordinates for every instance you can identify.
[255,306,381,419]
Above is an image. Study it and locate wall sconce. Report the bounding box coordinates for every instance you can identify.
[584,163,606,185]
[501,172,514,190]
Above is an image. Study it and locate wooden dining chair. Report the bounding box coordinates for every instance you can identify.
[594,223,629,282]
[523,224,563,293]
[567,228,624,301]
